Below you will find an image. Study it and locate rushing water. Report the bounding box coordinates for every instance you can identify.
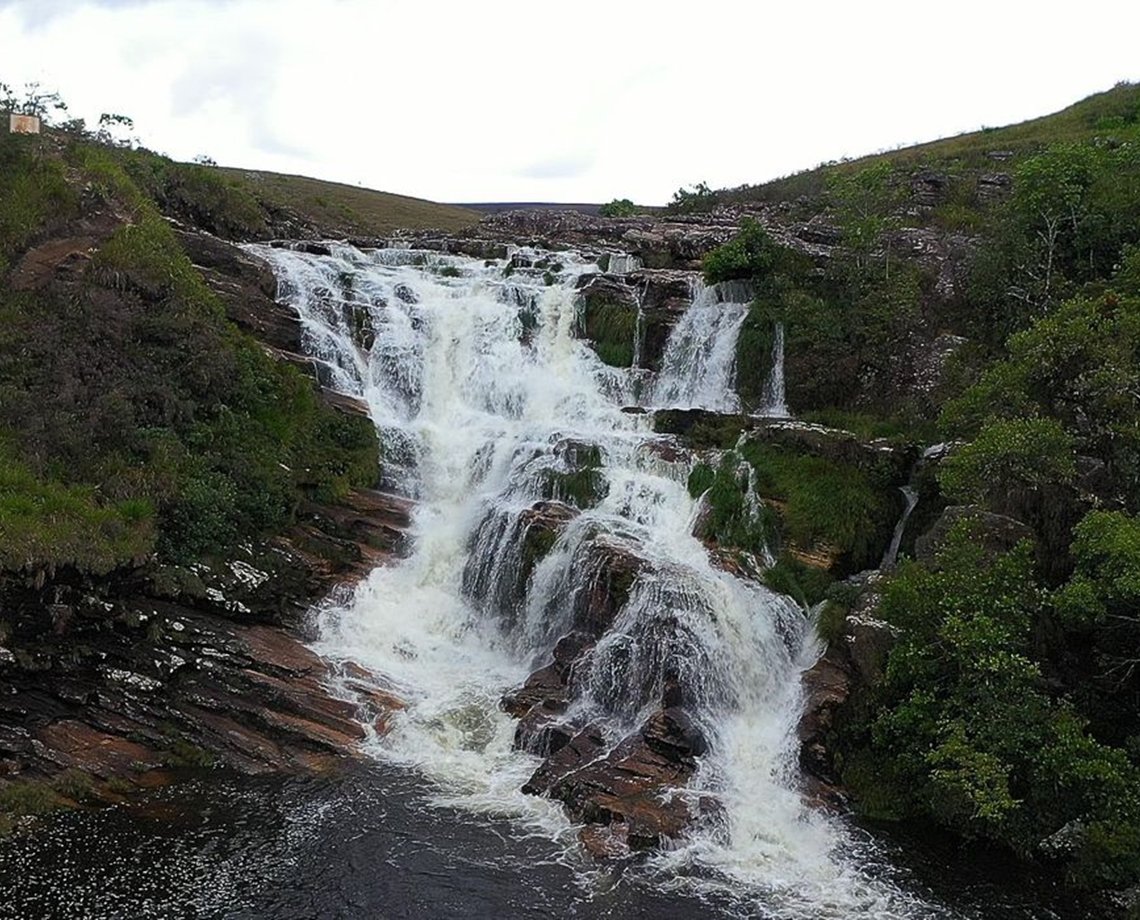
[0,242,1082,919]
[0,766,1079,920]
[881,486,920,571]
[763,321,789,418]
[240,241,956,919]
[650,279,751,412]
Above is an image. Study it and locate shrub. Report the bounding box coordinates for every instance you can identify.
[599,198,636,218]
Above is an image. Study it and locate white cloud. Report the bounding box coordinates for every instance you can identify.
[1,0,1138,203]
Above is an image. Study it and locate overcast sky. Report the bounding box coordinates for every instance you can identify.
[1,1,1138,204]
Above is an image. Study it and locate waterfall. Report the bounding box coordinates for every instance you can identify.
[605,252,642,274]
[880,486,919,570]
[761,321,789,417]
[649,279,751,412]
[253,241,947,919]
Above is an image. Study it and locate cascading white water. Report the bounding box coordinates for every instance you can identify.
[762,321,790,417]
[880,486,920,571]
[252,242,950,919]
[649,279,751,412]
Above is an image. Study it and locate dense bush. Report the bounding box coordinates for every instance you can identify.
[852,522,1140,890]
[942,289,1140,507]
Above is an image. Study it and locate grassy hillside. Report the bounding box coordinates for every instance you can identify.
[219,167,479,236]
[715,81,1140,207]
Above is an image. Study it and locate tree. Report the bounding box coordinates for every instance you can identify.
[825,162,903,278]
[668,181,714,214]
[95,113,135,148]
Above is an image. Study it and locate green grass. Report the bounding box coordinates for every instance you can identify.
[0,779,63,821]
[0,447,155,574]
[217,167,479,237]
[719,82,1140,209]
[579,297,637,368]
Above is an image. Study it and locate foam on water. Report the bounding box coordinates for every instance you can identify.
[253,241,955,918]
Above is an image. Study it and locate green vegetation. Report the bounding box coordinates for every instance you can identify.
[828,206,1140,894]
[763,555,836,609]
[0,122,379,577]
[216,167,478,237]
[599,198,637,218]
[0,778,63,830]
[542,446,608,510]
[667,181,715,214]
[687,440,894,577]
[702,207,926,417]
[844,521,1140,891]
[742,442,896,572]
[939,417,1077,506]
[578,295,637,368]
[712,82,1140,212]
[687,456,775,555]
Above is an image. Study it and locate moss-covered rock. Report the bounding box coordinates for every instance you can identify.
[575,278,639,368]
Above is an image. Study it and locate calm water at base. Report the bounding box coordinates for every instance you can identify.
[0,765,1083,920]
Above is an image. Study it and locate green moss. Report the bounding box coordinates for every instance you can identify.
[735,301,778,408]
[690,454,775,556]
[799,408,937,444]
[580,297,637,368]
[654,411,746,449]
[520,523,559,581]
[544,468,608,510]
[742,443,894,571]
[815,598,850,643]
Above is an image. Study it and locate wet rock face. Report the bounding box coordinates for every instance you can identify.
[0,557,406,787]
[499,519,719,855]
[0,476,412,794]
[520,713,715,856]
[798,646,853,786]
[177,228,303,357]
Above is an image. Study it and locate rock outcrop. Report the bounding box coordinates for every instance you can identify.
[0,222,411,802]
